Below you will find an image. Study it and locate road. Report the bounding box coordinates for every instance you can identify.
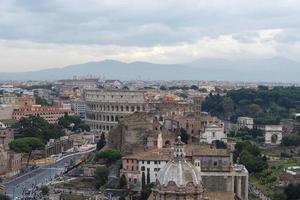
[3,148,95,199]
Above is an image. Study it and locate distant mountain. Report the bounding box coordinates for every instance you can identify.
[1,57,300,82]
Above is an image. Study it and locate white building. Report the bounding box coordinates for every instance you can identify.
[200,123,227,144]
[71,101,86,119]
[121,148,171,190]
[264,125,282,145]
[237,117,254,130]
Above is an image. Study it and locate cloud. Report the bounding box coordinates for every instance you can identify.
[1,0,300,71]
[0,30,285,72]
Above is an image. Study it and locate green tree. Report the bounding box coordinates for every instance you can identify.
[190,85,199,90]
[160,85,167,90]
[96,148,122,164]
[14,115,64,142]
[9,137,44,167]
[97,132,106,150]
[214,140,227,149]
[40,185,49,196]
[58,113,90,132]
[180,128,189,144]
[239,150,267,173]
[141,183,154,200]
[284,184,300,200]
[141,172,146,188]
[234,141,267,173]
[35,96,51,106]
[146,170,150,184]
[0,194,11,200]
[223,97,234,119]
[281,134,300,146]
[119,174,127,189]
[95,166,110,189]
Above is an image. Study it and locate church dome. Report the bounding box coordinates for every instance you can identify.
[156,136,202,188]
[157,158,201,187]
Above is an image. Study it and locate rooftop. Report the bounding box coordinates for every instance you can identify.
[123,148,171,161]
[185,144,230,157]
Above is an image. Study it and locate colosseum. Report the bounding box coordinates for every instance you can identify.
[85,90,148,131]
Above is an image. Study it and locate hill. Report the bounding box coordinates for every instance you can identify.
[0,57,299,82]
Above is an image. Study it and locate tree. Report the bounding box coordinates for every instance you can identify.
[234,141,267,173]
[239,150,267,173]
[95,166,110,189]
[96,148,122,164]
[223,97,234,119]
[214,140,227,149]
[0,194,11,200]
[141,183,154,200]
[160,85,167,90]
[142,172,146,188]
[190,85,199,90]
[35,96,51,106]
[9,137,44,167]
[14,115,64,142]
[119,175,127,189]
[58,113,90,132]
[146,169,150,184]
[180,128,189,144]
[281,134,300,146]
[40,185,49,195]
[97,132,106,150]
[284,184,300,200]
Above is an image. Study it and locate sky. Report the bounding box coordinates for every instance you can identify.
[1,0,300,72]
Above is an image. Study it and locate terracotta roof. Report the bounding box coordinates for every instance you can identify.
[185,144,230,157]
[123,148,171,161]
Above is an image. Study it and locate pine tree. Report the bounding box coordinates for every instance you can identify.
[97,132,106,150]
[119,174,127,189]
[146,169,150,184]
[142,172,146,188]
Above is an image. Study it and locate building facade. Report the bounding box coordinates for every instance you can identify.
[71,101,86,119]
[121,149,171,189]
[237,117,254,130]
[15,95,36,107]
[152,137,205,200]
[85,90,148,131]
[0,128,14,150]
[45,136,74,157]
[200,124,227,144]
[12,105,74,124]
[121,144,248,200]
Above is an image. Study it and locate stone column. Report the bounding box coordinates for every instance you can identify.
[231,176,235,193]
[237,176,242,198]
[244,175,249,200]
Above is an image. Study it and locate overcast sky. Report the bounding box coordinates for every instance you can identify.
[1,0,300,72]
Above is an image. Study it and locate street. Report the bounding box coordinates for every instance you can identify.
[3,148,95,199]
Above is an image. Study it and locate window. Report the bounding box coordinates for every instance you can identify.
[147,161,150,164]
[141,166,145,171]
[212,132,215,137]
